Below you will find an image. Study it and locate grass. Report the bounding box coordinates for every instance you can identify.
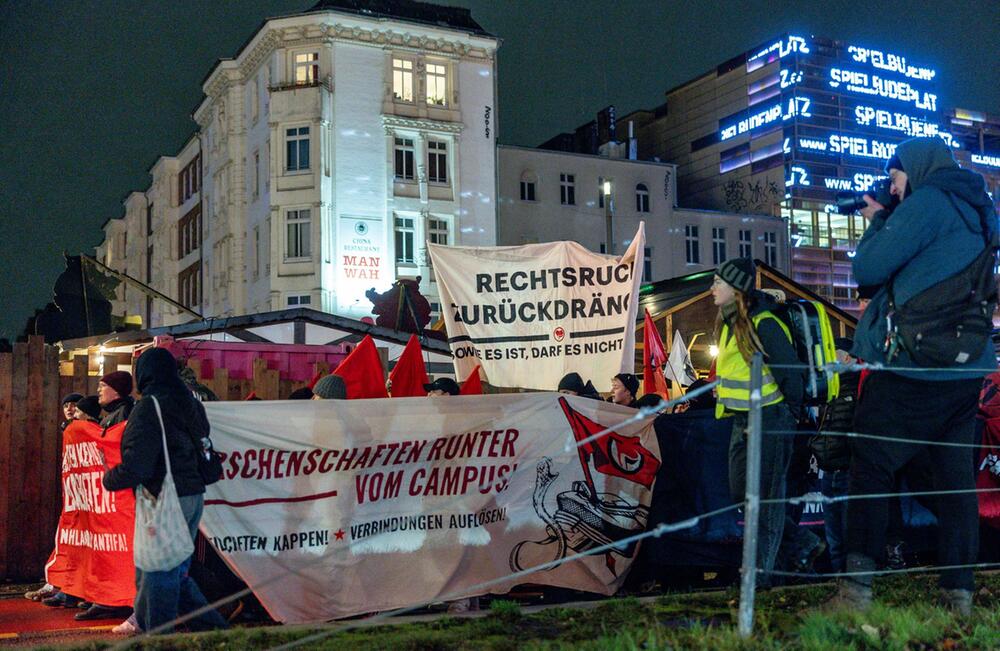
[41,572,1000,650]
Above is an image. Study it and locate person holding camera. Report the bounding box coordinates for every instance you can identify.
[830,137,997,615]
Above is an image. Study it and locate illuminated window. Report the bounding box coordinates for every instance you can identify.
[685,225,700,264]
[426,63,447,106]
[712,227,727,265]
[395,216,415,263]
[285,209,311,260]
[598,176,606,208]
[635,183,650,213]
[427,141,447,183]
[392,58,414,102]
[739,229,752,258]
[560,173,575,205]
[294,52,319,85]
[286,127,310,172]
[394,137,415,180]
[764,231,777,266]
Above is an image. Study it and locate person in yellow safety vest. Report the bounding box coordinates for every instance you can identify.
[712,257,805,587]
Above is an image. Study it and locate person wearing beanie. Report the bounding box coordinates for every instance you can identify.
[60,392,84,432]
[609,373,640,407]
[424,377,461,396]
[287,387,314,400]
[98,370,135,428]
[712,256,808,587]
[557,372,587,395]
[827,137,998,614]
[74,395,103,422]
[312,374,347,400]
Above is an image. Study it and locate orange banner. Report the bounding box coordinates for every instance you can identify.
[45,421,136,607]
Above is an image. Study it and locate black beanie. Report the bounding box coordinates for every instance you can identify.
[885,153,904,173]
[614,373,640,398]
[558,372,586,394]
[76,395,102,420]
[716,257,756,294]
[61,392,84,406]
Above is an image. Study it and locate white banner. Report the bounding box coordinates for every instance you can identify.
[337,215,390,315]
[428,224,645,390]
[201,394,659,623]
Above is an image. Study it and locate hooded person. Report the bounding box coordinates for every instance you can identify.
[102,347,228,634]
[829,137,997,614]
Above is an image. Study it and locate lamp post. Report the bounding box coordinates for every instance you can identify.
[603,180,613,255]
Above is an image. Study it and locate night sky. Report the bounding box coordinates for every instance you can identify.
[1,0,997,339]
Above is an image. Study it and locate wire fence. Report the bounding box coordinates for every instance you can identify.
[106,355,1000,645]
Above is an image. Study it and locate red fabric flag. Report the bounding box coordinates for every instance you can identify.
[558,396,660,491]
[334,335,389,399]
[460,365,484,395]
[642,310,670,399]
[388,335,429,398]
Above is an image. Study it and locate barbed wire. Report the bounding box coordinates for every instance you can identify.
[268,503,744,651]
[767,429,993,449]
[764,561,1000,580]
[114,388,712,644]
[761,486,1000,507]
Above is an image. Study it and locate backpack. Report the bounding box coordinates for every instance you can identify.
[886,195,998,368]
[773,299,841,405]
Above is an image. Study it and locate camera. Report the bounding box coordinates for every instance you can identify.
[835,178,892,215]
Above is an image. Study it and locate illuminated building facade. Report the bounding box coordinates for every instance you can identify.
[624,34,970,313]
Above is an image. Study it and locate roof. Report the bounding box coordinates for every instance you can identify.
[57,308,452,355]
[306,0,491,37]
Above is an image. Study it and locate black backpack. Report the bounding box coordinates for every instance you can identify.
[886,193,999,368]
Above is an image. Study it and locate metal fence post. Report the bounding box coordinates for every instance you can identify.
[738,352,764,638]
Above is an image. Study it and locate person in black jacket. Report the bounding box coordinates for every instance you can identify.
[103,347,227,634]
[98,371,135,429]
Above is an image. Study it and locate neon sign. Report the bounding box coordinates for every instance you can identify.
[853,105,955,146]
[971,154,1000,169]
[847,45,936,81]
[786,166,810,187]
[748,35,810,65]
[829,68,937,111]
[780,69,803,89]
[720,97,811,141]
[822,172,887,192]
[797,134,898,161]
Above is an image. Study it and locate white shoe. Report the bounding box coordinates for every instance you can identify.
[112,619,139,635]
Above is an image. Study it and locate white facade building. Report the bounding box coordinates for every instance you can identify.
[98,0,498,326]
[497,145,788,281]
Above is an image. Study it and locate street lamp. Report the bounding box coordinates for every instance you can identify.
[603,180,613,255]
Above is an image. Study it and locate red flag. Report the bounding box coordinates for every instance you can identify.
[558,396,660,491]
[388,335,429,398]
[642,309,670,400]
[460,365,483,395]
[334,335,389,399]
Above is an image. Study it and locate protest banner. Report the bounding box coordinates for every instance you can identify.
[428,224,646,390]
[200,394,659,623]
[45,421,136,607]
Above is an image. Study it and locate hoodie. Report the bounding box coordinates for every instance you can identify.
[103,347,207,497]
[852,137,998,380]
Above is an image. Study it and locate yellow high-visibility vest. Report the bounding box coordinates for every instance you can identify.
[715,311,791,419]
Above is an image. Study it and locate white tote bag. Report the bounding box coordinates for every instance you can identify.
[133,395,195,572]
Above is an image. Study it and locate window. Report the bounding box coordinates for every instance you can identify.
[520,180,536,201]
[178,157,199,203]
[287,294,312,306]
[392,58,414,102]
[685,225,700,264]
[643,247,652,282]
[427,141,447,183]
[598,176,606,208]
[635,183,650,213]
[739,229,752,258]
[428,217,448,246]
[560,173,575,205]
[294,52,319,85]
[253,225,261,279]
[146,203,154,236]
[395,216,415,263]
[252,151,260,198]
[394,137,415,180]
[764,231,777,267]
[249,78,258,123]
[285,209,311,260]
[179,262,200,308]
[178,206,200,258]
[712,227,727,265]
[426,63,447,105]
[286,127,310,172]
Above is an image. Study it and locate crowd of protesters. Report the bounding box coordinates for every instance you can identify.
[22,136,999,633]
